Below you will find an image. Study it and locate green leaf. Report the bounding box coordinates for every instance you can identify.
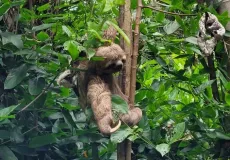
[111,95,129,114]
[28,77,45,95]
[32,23,54,32]
[1,32,23,49]
[0,3,10,16]
[31,93,47,108]
[163,20,180,35]
[225,93,230,105]
[216,132,230,140]
[143,8,152,17]
[185,37,198,45]
[115,0,125,5]
[62,25,73,37]
[169,122,185,144]
[52,119,60,133]
[194,80,215,95]
[0,105,18,121]
[103,0,114,12]
[155,12,165,23]
[156,143,171,157]
[29,134,57,148]
[11,146,37,156]
[0,130,10,139]
[86,48,95,60]
[37,3,51,12]
[0,146,18,160]
[225,82,230,90]
[63,40,79,60]
[110,127,132,143]
[37,31,49,41]
[10,127,24,143]
[4,64,29,89]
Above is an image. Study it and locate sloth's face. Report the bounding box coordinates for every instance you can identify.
[103,55,126,73]
[95,43,126,74]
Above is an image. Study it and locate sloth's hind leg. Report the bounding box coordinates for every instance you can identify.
[87,76,121,134]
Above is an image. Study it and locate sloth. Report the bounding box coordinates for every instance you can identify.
[57,26,142,134]
[57,43,142,134]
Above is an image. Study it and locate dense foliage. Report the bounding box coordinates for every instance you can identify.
[0,0,230,159]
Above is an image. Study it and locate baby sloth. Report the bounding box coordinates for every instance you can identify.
[57,43,142,134]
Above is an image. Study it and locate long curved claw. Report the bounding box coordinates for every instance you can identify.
[110,120,121,133]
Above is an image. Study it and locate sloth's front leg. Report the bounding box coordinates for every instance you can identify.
[120,107,142,126]
[87,76,121,134]
[56,70,75,88]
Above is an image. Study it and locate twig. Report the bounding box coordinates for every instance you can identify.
[207,54,220,101]
[17,73,60,113]
[0,125,38,145]
[142,6,197,16]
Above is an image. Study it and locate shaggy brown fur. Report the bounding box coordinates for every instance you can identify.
[57,26,142,134]
[75,43,142,134]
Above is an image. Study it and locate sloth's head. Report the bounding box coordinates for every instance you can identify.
[93,43,126,74]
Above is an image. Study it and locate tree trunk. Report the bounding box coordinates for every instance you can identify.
[218,0,230,133]
[117,0,132,160]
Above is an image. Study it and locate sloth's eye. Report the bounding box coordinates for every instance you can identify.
[122,59,126,63]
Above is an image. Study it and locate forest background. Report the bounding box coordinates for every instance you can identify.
[1,0,230,159]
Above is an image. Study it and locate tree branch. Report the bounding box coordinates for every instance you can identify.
[142,6,197,16]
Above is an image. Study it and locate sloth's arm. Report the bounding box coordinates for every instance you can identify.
[87,76,120,134]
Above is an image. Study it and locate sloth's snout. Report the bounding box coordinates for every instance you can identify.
[105,60,123,72]
[115,60,123,70]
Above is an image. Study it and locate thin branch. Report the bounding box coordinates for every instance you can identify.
[0,125,38,145]
[17,73,60,113]
[207,55,220,101]
[142,6,197,16]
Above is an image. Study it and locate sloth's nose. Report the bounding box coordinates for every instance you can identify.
[116,60,123,70]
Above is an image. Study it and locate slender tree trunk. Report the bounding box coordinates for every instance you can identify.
[117,1,132,160]
[130,0,142,106]
[218,0,230,133]
[218,1,230,78]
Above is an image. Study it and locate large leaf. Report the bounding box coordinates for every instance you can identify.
[194,80,215,95]
[37,3,50,12]
[29,134,57,148]
[103,0,114,12]
[0,3,10,16]
[4,64,29,89]
[62,25,74,37]
[111,94,129,114]
[1,32,23,49]
[32,23,54,32]
[163,20,180,34]
[110,127,133,143]
[0,105,18,121]
[156,143,170,157]
[225,93,230,105]
[28,77,45,95]
[0,130,10,139]
[0,146,18,160]
[169,122,185,144]
[63,40,79,60]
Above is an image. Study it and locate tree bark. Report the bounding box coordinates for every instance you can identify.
[117,0,133,160]
[218,0,230,133]
[218,1,230,78]
[129,0,142,106]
